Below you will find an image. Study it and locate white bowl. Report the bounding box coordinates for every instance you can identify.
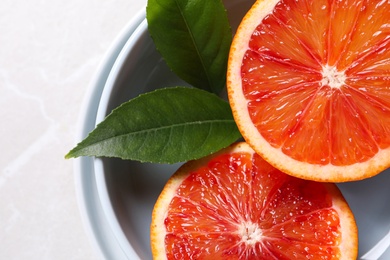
[76,1,390,259]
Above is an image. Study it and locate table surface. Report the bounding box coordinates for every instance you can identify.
[0,1,146,259]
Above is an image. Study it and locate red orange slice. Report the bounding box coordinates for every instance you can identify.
[227,0,390,181]
[150,142,358,259]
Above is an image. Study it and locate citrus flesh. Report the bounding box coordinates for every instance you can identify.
[227,0,390,182]
[150,142,358,259]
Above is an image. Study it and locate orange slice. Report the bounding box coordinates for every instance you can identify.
[227,0,390,182]
[150,142,358,259]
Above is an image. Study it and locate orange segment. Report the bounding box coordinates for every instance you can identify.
[338,1,390,71]
[150,142,358,259]
[227,0,390,181]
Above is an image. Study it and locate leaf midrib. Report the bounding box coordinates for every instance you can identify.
[93,119,235,144]
[174,0,213,90]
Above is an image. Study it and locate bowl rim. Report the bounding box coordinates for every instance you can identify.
[73,8,145,260]
[93,18,149,260]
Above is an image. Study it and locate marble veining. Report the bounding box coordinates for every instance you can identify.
[0,0,146,259]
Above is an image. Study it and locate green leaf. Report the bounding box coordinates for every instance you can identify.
[146,0,232,94]
[66,87,241,163]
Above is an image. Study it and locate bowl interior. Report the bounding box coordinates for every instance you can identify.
[95,0,390,259]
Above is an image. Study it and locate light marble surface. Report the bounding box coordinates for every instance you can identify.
[0,0,146,259]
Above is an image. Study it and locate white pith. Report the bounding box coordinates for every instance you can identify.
[321,65,346,89]
[239,222,263,245]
